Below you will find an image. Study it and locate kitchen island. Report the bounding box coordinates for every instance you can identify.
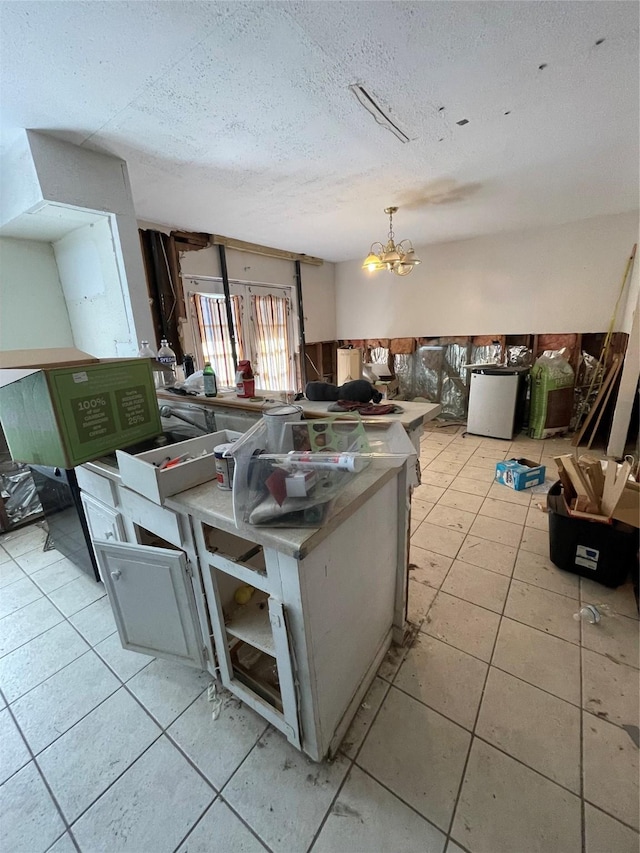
[79,433,415,761]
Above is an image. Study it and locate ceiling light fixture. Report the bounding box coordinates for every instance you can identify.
[362,207,421,277]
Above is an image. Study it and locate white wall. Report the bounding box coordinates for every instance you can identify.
[0,237,73,350]
[0,131,155,352]
[335,211,640,338]
[178,244,336,343]
[53,217,138,357]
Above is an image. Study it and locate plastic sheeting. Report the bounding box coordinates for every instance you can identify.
[0,461,42,528]
[394,344,469,418]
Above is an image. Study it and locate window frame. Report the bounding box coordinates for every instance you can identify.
[181,275,301,391]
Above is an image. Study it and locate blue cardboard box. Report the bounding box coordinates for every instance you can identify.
[495,458,546,491]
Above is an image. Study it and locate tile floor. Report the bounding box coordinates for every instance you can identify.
[0,424,638,853]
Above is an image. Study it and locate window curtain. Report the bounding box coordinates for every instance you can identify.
[193,294,244,386]
[250,294,293,391]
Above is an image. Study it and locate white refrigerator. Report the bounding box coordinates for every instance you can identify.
[467,368,527,440]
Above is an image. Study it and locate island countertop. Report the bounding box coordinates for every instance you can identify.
[165,464,397,560]
[157,389,440,432]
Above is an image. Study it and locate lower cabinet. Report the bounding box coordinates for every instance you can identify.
[94,539,208,670]
[81,493,124,546]
[79,464,403,761]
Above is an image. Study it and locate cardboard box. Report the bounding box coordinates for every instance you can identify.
[0,349,161,468]
[117,430,240,504]
[554,455,639,527]
[611,481,639,528]
[337,348,363,385]
[495,458,546,491]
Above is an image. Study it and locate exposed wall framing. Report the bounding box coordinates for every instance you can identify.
[342,332,629,422]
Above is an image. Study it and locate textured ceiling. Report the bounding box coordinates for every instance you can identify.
[1,1,638,261]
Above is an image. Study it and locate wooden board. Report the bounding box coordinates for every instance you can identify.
[556,455,598,509]
[602,460,633,517]
[554,457,576,502]
[572,354,621,446]
[585,461,605,501]
[585,355,624,449]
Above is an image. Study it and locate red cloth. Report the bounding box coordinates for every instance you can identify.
[334,400,397,415]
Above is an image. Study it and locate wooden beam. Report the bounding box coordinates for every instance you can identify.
[210,234,323,266]
[171,230,209,248]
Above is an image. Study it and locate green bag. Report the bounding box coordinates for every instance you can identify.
[529,351,575,439]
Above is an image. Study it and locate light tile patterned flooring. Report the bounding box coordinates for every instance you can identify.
[0,424,638,852]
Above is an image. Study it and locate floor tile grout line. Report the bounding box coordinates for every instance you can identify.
[181,768,275,853]
[1,697,77,847]
[49,684,222,834]
[214,724,294,853]
[0,611,68,661]
[168,798,223,853]
[64,732,166,831]
[580,799,640,836]
[1,640,98,707]
[321,599,452,849]
[419,587,587,653]
[352,761,452,843]
[444,511,526,841]
[56,681,242,837]
[0,589,48,624]
[304,756,356,852]
[5,657,122,763]
[312,605,443,849]
[5,583,281,853]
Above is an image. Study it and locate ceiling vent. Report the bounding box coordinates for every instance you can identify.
[349,84,410,143]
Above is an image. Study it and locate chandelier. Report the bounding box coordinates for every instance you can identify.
[362,206,421,276]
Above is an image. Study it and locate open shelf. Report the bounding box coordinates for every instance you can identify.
[202,524,266,575]
[229,639,282,712]
[225,590,274,656]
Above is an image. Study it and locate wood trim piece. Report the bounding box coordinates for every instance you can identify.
[571,354,621,446]
[210,234,323,266]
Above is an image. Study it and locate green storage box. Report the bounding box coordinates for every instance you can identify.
[0,349,161,468]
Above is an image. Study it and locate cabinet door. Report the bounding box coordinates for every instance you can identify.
[210,587,301,749]
[93,540,205,669]
[81,494,124,544]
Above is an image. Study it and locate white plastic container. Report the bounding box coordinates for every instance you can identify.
[263,405,303,452]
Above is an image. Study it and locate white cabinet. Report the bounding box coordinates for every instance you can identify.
[79,457,409,761]
[195,525,301,748]
[94,540,207,668]
[81,493,124,545]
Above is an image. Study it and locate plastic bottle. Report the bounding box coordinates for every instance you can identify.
[157,339,177,377]
[235,360,255,398]
[138,340,156,358]
[203,362,218,397]
[573,604,612,624]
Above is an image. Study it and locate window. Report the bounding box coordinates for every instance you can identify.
[193,293,244,386]
[184,277,299,392]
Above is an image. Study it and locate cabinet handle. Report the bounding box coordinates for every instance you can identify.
[105,531,114,539]
[111,570,122,580]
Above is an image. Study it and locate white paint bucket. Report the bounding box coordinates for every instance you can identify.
[263,405,303,452]
[214,443,235,490]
